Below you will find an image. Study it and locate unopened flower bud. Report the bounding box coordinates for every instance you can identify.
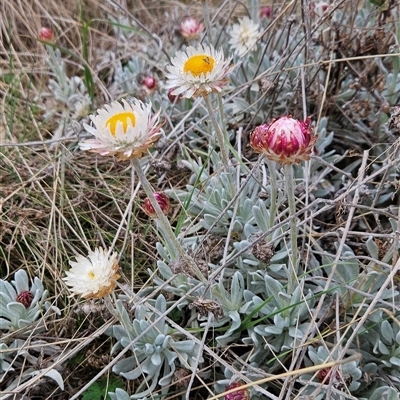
[143,192,170,217]
[317,367,340,383]
[141,75,157,94]
[260,6,272,18]
[39,27,54,42]
[312,2,329,17]
[225,382,250,400]
[16,290,34,308]
[179,17,204,40]
[168,88,183,103]
[250,116,315,164]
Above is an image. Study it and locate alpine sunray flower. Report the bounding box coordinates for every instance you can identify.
[228,16,260,58]
[80,99,162,160]
[63,248,120,299]
[165,44,232,98]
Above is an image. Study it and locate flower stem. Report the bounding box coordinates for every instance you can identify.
[266,158,278,239]
[284,163,298,292]
[132,158,207,284]
[203,95,230,172]
[201,0,213,45]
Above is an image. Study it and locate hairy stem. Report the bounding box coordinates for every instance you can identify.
[203,95,230,172]
[284,163,298,293]
[266,158,278,239]
[132,158,207,283]
[201,0,213,45]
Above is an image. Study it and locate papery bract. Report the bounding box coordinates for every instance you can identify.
[225,382,250,400]
[39,27,54,41]
[16,291,34,308]
[260,6,272,18]
[179,17,204,40]
[141,75,157,94]
[250,116,315,164]
[143,192,170,217]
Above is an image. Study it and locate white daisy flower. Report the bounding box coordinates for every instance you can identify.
[229,16,260,58]
[64,248,120,299]
[165,44,233,98]
[80,99,162,160]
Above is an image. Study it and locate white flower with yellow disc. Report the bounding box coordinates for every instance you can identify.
[80,99,162,160]
[229,16,260,58]
[165,44,233,98]
[63,248,120,299]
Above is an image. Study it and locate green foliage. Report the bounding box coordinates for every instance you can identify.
[82,376,124,400]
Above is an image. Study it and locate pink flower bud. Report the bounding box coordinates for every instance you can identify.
[39,27,54,42]
[317,367,340,383]
[225,382,250,400]
[141,75,157,95]
[143,192,170,218]
[260,6,272,18]
[250,116,316,164]
[179,17,204,40]
[168,88,183,103]
[312,2,329,17]
[16,290,34,308]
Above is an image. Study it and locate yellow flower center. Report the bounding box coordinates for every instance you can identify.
[183,55,215,76]
[106,112,136,136]
[87,271,96,280]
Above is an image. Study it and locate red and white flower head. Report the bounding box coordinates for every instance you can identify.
[80,99,162,160]
[165,44,233,98]
[179,17,204,40]
[167,88,183,103]
[141,75,157,94]
[250,116,316,164]
[39,27,54,42]
[224,382,250,400]
[143,192,170,218]
[317,367,340,383]
[260,6,272,18]
[16,291,34,308]
[312,2,329,17]
[63,248,120,299]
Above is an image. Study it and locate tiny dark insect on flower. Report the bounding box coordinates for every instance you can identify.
[203,57,210,64]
